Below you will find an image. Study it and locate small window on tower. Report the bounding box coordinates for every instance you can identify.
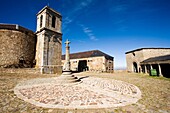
[40,15,43,28]
[52,16,56,28]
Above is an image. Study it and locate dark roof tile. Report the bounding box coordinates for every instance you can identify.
[141,54,170,63]
[62,50,113,60]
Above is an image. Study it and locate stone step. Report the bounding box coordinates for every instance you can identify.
[56,75,81,83]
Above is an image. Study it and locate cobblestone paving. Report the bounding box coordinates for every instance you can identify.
[14,76,141,109]
[1,72,170,112]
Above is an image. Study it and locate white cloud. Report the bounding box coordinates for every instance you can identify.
[83,27,92,33]
[80,0,92,7]
[64,17,72,24]
[62,17,73,30]
[62,0,93,30]
[77,0,92,10]
[79,24,98,41]
[90,35,97,40]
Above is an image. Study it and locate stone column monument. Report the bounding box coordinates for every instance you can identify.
[63,39,72,75]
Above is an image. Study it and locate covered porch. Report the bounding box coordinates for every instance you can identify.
[140,54,170,78]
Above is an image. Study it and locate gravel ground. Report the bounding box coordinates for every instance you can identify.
[0,70,169,113]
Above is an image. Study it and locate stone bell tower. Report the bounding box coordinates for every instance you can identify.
[35,6,62,74]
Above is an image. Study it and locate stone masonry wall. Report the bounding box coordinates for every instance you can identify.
[126,48,170,72]
[126,50,144,72]
[0,29,36,68]
[62,56,114,73]
[35,30,62,74]
[105,58,114,73]
[143,49,170,59]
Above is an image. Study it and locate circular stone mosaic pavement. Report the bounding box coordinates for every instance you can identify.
[14,75,141,109]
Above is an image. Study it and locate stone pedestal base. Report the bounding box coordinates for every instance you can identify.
[40,66,62,74]
[62,71,72,75]
[59,74,81,83]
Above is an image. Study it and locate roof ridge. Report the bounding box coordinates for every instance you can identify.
[126,47,170,54]
[69,50,99,55]
[62,50,113,60]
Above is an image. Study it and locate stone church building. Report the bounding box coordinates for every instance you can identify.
[0,6,114,74]
[126,48,170,78]
[0,6,62,74]
[62,50,114,73]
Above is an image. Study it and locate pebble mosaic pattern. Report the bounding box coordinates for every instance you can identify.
[14,76,141,109]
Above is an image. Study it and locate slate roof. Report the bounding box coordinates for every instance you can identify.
[62,50,113,60]
[125,48,170,54]
[141,54,170,64]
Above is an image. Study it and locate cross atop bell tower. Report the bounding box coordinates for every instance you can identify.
[35,6,62,74]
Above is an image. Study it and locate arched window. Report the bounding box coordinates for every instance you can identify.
[52,16,56,28]
[40,15,43,28]
[133,62,138,73]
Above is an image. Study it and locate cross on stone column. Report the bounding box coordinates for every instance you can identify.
[65,39,70,62]
[65,39,70,45]
[63,39,72,75]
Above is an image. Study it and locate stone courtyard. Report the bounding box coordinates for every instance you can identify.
[14,74,141,109]
[0,70,169,113]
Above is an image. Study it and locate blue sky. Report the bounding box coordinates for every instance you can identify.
[0,0,170,69]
